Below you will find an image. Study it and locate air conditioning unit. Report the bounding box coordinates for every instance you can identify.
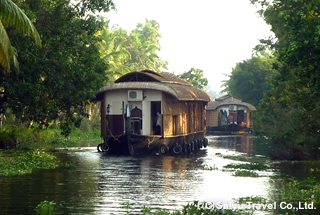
[128,90,143,101]
[229,105,237,111]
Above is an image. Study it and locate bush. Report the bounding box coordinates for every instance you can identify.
[0,126,35,149]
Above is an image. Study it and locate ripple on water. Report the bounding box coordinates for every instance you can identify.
[0,135,275,214]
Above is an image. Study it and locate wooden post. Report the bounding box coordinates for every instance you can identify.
[100,99,106,138]
[122,101,125,133]
[161,114,164,138]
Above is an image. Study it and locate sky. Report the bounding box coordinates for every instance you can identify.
[104,0,272,92]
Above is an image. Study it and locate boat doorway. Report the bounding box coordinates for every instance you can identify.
[237,110,245,125]
[151,101,161,135]
[130,106,142,134]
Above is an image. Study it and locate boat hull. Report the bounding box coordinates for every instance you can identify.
[97,132,208,155]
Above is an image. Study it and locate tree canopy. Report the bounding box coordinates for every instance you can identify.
[1,0,114,134]
[222,56,275,107]
[98,19,168,82]
[178,68,208,89]
[250,0,320,150]
[127,19,168,72]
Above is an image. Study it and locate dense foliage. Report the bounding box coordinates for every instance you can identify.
[178,67,208,89]
[221,0,320,158]
[126,19,168,73]
[222,56,275,107]
[0,0,41,71]
[98,19,168,82]
[0,0,114,135]
[248,0,320,158]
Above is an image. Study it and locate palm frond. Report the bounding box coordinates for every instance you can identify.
[0,0,41,46]
[11,45,19,70]
[0,20,15,70]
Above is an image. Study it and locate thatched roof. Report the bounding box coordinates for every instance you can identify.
[207,95,256,111]
[96,70,212,102]
[215,94,242,102]
[114,70,192,85]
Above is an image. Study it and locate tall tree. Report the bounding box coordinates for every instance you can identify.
[126,19,168,72]
[98,19,168,81]
[97,24,131,82]
[178,68,208,89]
[0,0,41,71]
[251,0,320,148]
[222,56,275,107]
[1,0,114,135]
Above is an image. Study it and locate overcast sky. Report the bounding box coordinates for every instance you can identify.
[105,0,272,92]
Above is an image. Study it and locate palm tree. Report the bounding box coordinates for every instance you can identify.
[98,25,131,82]
[0,0,41,71]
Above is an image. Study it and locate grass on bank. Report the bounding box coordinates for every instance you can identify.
[0,119,102,150]
[0,119,101,176]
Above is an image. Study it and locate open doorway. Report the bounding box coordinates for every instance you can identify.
[237,110,245,126]
[151,101,161,135]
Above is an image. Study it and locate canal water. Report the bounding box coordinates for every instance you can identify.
[0,135,279,214]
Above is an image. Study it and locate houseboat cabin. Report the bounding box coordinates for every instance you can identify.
[206,95,256,134]
[95,70,212,155]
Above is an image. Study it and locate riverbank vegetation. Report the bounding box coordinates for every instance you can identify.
[0,114,101,150]
[274,177,320,214]
[0,115,100,176]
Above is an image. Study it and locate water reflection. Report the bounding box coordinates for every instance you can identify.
[209,135,254,155]
[0,135,274,214]
[200,135,271,203]
[96,154,207,214]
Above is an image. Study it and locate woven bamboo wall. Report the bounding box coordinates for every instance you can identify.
[162,94,204,136]
[206,110,219,127]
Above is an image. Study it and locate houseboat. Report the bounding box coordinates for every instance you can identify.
[95,70,212,155]
[206,95,256,135]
